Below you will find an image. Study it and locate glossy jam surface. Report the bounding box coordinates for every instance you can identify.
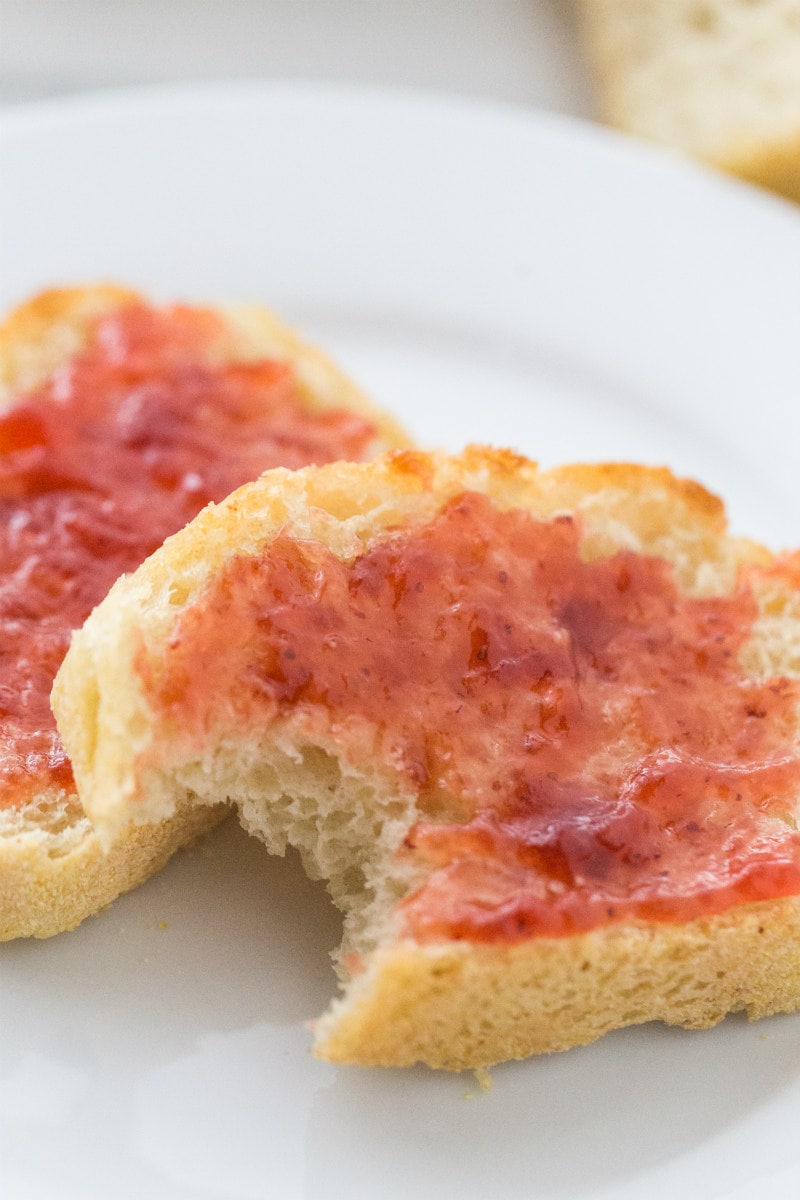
[0,302,377,806]
[149,491,800,940]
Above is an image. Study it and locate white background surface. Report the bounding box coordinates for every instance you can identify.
[0,0,592,116]
[4,6,800,1199]
[4,80,800,1200]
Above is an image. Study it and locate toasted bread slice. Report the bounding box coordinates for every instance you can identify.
[577,0,800,202]
[53,448,800,1068]
[0,285,406,939]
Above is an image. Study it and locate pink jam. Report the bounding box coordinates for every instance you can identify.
[145,490,800,940]
[0,301,379,806]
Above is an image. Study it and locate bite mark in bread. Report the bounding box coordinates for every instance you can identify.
[0,285,406,939]
[53,448,800,1067]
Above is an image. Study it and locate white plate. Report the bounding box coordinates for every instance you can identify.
[3,82,800,1200]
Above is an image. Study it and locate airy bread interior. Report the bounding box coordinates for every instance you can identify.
[53,448,800,1067]
[0,285,406,938]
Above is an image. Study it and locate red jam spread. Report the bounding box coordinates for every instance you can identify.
[147,490,800,940]
[0,301,378,807]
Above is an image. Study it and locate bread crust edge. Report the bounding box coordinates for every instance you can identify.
[0,799,225,940]
[52,447,800,1064]
[0,284,407,938]
[315,894,800,1069]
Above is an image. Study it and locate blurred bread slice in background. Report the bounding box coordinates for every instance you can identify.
[576,0,800,202]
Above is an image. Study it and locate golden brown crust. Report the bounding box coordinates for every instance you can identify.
[0,284,408,450]
[316,897,800,1069]
[0,798,224,939]
[53,447,800,1066]
[56,450,759,813]
[0,285,139,402]
[0,284,408,939]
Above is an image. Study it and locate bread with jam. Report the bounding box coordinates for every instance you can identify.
[53,447,800,1067]
[0,284,406,938]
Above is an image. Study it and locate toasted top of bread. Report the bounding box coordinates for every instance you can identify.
[0,284,407,939]
[53,447,800,1067]
[577,0,800,202]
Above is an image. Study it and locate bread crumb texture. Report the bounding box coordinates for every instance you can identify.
[578,0,800,201]
[53,449,800,1068]
[0,285,406,939]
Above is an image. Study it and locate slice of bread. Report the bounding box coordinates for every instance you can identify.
[53,447,800,1068]
[577,1,800,202]
[0,285,406,939]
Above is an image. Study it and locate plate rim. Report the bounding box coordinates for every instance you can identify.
[3,77,800,1200]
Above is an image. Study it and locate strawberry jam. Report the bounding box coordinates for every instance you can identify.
[147,490,800,940]
[0,301,378,806]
